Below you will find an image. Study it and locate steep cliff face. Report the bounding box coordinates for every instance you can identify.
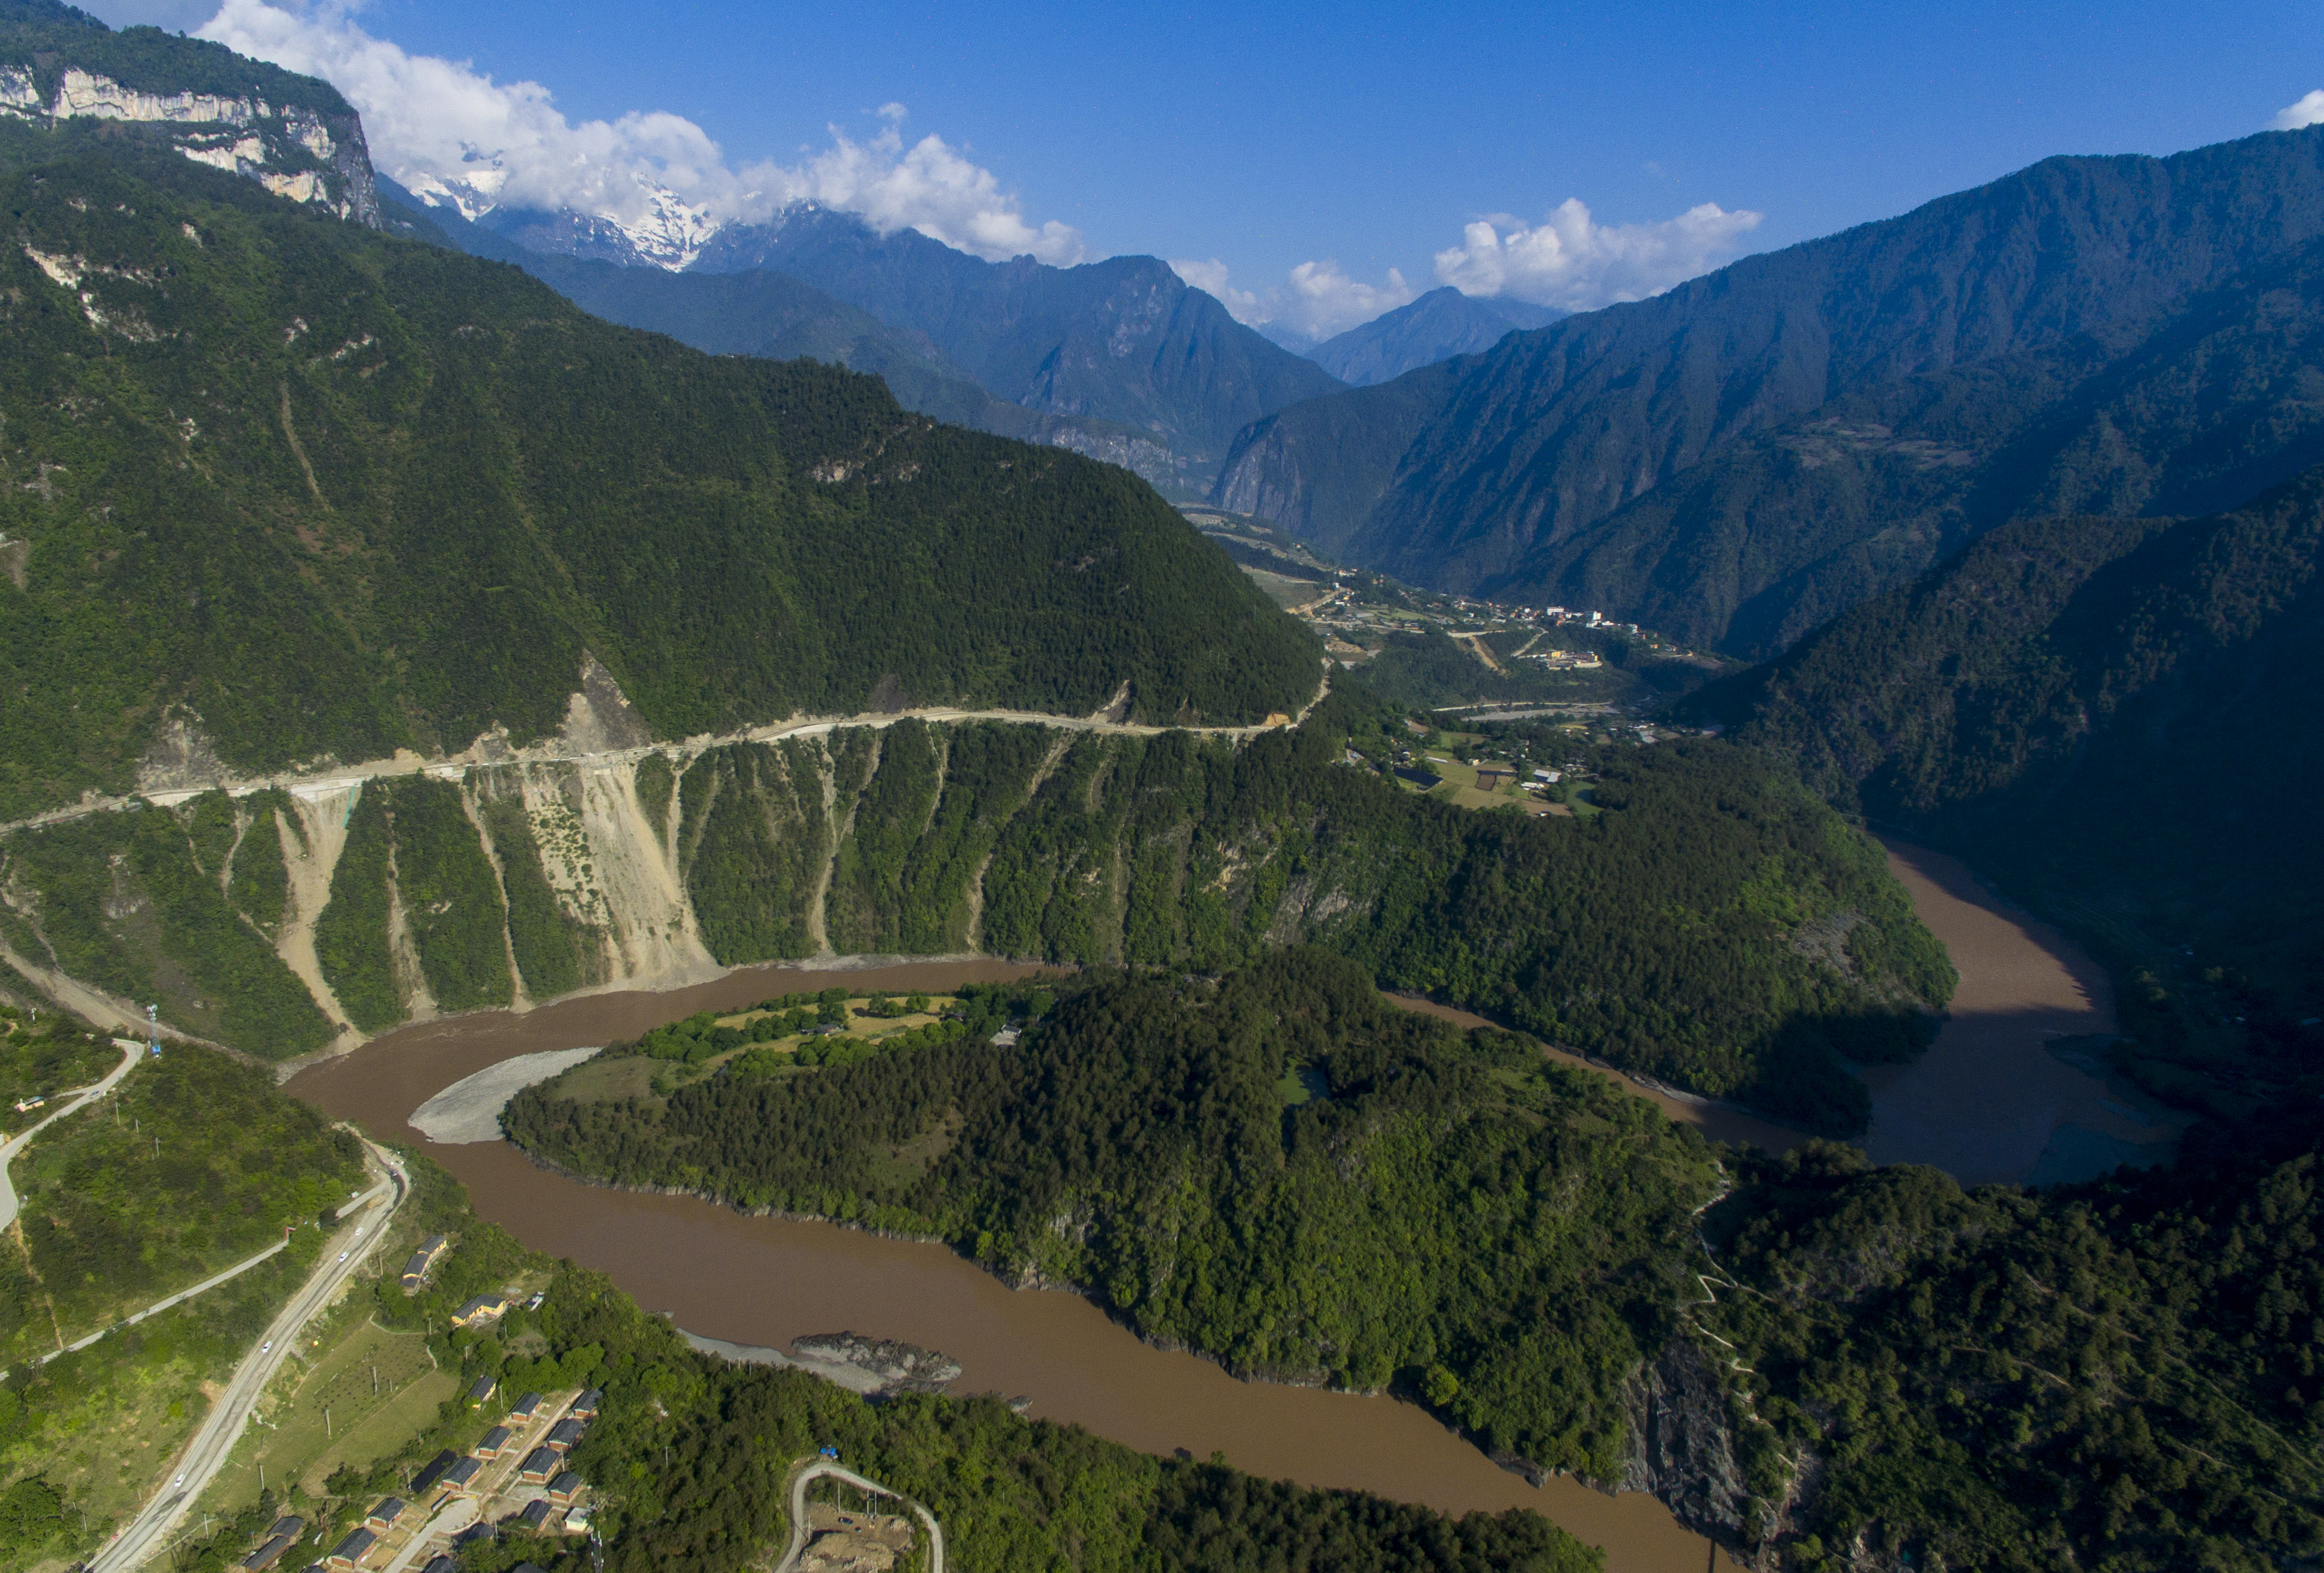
[0,10,382,226]
[1620,1337,1754,1538]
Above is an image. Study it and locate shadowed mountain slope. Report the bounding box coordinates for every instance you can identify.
[1217,126,2324,648]
[1689,464,2324,1109]
[689,206,1346,482]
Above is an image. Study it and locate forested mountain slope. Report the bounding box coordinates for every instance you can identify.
[1502,228,2324,654]
[0,699,1948,1131]
[1688,466,2324,1116]
[1216,126,2324,644]
[509,951,1728,1485]
[0,122,1315,821]
[1304,287,1564,387]
[686,204,1346,483]
[0,0,379,224]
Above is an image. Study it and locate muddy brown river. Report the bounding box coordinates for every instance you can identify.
[288,854,2165,1573]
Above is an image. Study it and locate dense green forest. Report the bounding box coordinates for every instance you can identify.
[0,1009,114,1112]
[0,1040,364,1362]
[655,695,1951,1130]
[0,118,1317,820]
[508,951,1724,1480]
[1692,1122,2324,1571]
[1689,467,2324,1122]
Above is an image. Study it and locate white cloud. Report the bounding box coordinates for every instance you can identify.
[1170,257,1414,344]
[1180,195,1758,345]
[2272,90,2324,130]
[195,0,1084,263]
[1433,198,1761,311]
[1168,258,1260,318]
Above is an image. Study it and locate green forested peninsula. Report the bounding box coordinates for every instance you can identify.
[508,954,2324,1572]
[0,126,1314,820]
[663,701,1948,1130]
[508,951,1722,1482]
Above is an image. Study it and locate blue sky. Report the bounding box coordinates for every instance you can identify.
[86,0,2324,339]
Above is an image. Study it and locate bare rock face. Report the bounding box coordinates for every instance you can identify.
[1621,1336,1751,1536]
[138,710,231,794]
[557,654,654,754]
[791,1332,962,1395]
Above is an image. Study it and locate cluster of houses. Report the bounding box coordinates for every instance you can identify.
[245,1388,600,1572]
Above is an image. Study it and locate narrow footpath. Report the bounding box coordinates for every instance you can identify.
[30,1235,290,1371]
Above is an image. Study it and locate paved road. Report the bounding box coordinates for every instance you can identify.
[379,1497,477,1573]
[0,1037,141,1233]
[773,1461,944,1573]
[89,1140,410,1573]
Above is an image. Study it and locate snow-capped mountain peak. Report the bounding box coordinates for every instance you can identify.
[395,154,722,270]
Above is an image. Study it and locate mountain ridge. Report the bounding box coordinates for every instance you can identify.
[0,115,1317,820]
[1303,285,1564,386]
[1213,125,2324,641]
[378,178,1192,488]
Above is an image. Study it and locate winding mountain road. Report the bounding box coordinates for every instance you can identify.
[0,1036,141,1234]
[773,1460,944,1573]
[1,668,1332,838]
[88,1139,410,1573]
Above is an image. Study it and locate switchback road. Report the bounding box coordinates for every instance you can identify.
[774,1460,945,1573]
[0,1036,141,1234]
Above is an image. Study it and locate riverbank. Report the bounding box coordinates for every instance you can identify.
[282,849,2164,1573]
[1864,841,2187,1186]
[290,959,1740,1573]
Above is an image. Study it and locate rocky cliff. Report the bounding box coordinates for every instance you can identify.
[0,6,382,225]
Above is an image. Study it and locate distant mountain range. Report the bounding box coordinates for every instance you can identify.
[1215,127,2324,654]
[379,181,1188,484]
[1302,287,1563,386]
[393,183,1347,494]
